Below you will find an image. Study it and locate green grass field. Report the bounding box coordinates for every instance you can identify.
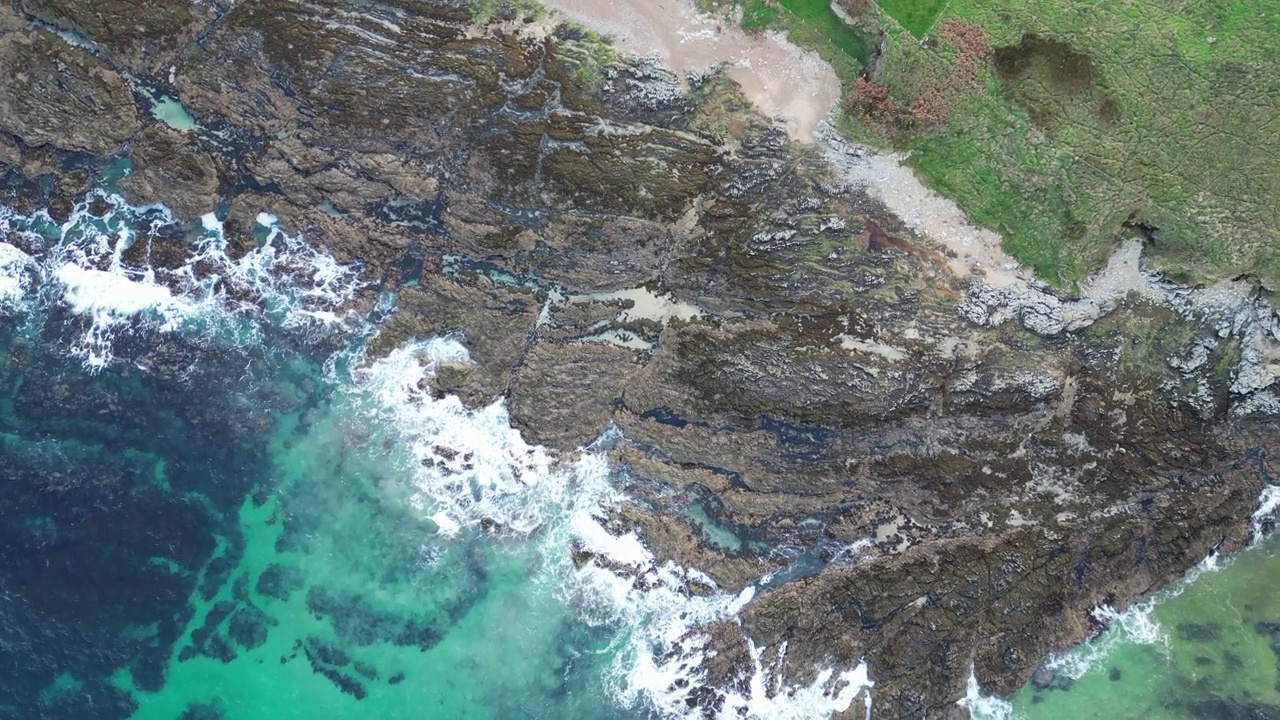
[713,0,1279,293]
[724,0,876,82]
[876,0,948,38]
[777,0,876,63]
[870,0,1280,290]
[738,0,780,30]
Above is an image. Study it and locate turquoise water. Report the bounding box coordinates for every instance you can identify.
[962,534,1280,719]
[121,360,627,720]
[0,193,641,720]
[149,95,199,132]
[0,188,881,720]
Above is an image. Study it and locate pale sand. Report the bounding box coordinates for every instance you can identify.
[543,0,842,141]
[813,122,1028,286]
[540,0,1279,406]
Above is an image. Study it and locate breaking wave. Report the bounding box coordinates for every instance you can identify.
[348,338,875,718]
[0,240,36,313]
[1,186,876,719]
[959,666,1012,720]
[965,483,1280,716]
[0,191,364,370]
[1040,479,1280,685]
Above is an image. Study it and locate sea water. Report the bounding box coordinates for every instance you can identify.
[967,505,1280,720]
[0,188,872,720]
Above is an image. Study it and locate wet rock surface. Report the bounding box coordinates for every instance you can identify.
[0,0,1276,716]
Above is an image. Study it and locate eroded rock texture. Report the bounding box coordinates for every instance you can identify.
[0,0,1274,716]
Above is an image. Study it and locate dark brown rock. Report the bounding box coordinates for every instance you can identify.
[0,25,139,155]
[20,0,216,72]
[118,126,220,221]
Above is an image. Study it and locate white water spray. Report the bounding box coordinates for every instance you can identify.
[0,193,364,370]
[351,337,876,719]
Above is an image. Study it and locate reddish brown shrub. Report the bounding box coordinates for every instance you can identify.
[937,19,990,60]
[848,77,889,106]
[847,20,991,133]
[937,19,990,93]
[908,87,950,126]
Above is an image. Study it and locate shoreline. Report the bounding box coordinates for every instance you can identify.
[534,0,1280,709]
[0,0,1275,715]
[538,0,1280,414]
[541,0,841,141]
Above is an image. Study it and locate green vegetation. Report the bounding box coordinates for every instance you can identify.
[739,0,781,30]
[557,27,616,86]
[673,0,1280,293]
[861,0,1280,290]
[775,0,875,65]
[469,0,546,24]
[876,0,948,38]
[712,0,877,82]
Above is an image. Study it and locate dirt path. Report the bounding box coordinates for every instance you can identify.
[813,122,1028,286]
[539,0,1278,409]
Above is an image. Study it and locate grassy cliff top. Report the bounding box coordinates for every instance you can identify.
[728,0,1280,294]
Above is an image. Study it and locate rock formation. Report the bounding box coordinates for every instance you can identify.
[0,0,1275,716]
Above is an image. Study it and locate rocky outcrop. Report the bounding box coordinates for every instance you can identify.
[0,0,1274,717]
[0,16,139,155]
[118,125,221,222]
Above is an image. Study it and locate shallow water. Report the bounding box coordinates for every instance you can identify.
[964,534,1280,720]
[4,176,1271,720]
[0,188,874,720]
[0,194,621,718]
[121,376,628,720]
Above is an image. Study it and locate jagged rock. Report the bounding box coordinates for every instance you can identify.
[118,126,220,221]
[20,0,217,72]
[0,20,139,154]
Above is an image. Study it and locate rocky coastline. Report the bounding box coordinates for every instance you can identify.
[0,0,1277,716]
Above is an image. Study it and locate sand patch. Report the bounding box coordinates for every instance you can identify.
[543,0,841,141]
[814,122,1026,286]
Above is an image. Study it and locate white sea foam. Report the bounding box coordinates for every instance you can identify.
[1038,547,1236,682]
[353,339,565,535]
[1252,484,1280,540]
[187,212,365,327]
[352,336,876,719]
[578,543,873,720]
[1042,600,1167,681]
[1025,488,1280,688]
[958,666,1013,720]
[569,510,651,567]
[0,193,363,370]
[0,242,36,313]
[53,262,199,369]
[736,641,873,720]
